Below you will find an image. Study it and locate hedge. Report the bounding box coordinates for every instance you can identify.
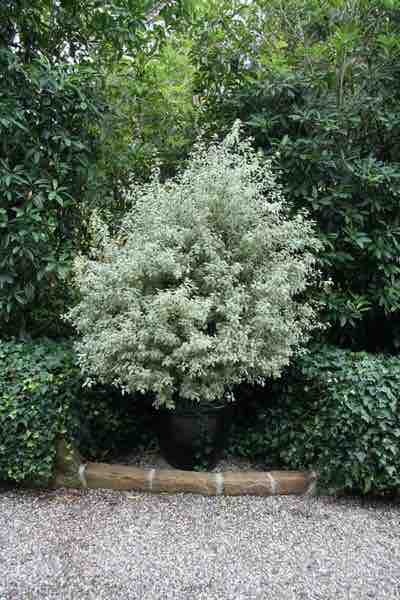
[229,346,400,494]
[2,339,399,495]
[0,339,153,484]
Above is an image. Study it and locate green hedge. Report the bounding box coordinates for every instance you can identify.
[0,339,154,484]
[229,346,400,494]
[3,339,399,494]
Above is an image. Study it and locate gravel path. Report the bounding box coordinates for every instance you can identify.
[1,486,400,600]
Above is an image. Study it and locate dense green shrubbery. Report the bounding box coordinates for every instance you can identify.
[0,48,106,338]
[3,1,399,352]
[229,346,400,494]
[3,339,399,495]
[0,340,78,483]
[0,1,192,338]
[0,339,153,484]
[2,2,399,494]
[184,0,400,352]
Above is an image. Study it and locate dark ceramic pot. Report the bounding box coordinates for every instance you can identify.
[156,402,233,471]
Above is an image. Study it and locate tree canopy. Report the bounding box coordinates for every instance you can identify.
[2,0,400,351]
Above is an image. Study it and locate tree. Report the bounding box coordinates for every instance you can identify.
[0,50,104,337]
[0,0,195,337]
[0,0,188,64]
[183,0,400,352]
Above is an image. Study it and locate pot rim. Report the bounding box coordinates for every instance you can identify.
[157,400,232,416]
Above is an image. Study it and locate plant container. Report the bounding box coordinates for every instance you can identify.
[156,402,233,471]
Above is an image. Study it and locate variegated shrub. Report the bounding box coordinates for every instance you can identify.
[67,124,322,408]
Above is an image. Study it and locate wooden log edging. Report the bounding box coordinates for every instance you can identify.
[54,439,318,496]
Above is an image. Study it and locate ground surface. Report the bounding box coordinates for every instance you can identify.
[111,448,266,471]
[1,486,399,600]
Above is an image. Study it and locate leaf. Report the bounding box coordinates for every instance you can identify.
[0,274,14,286]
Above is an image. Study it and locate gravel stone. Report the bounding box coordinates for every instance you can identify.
[1,485,399,599]
[110,449,265,472]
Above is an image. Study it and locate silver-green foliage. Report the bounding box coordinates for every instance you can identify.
[68,125,322,408]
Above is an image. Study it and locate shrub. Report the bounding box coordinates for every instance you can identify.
[0,340,78,483]
[0,339,152,484]
[229,346,400,494]
[67,124,322,408]
[0,48,104,338]
[189,0,400,351]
